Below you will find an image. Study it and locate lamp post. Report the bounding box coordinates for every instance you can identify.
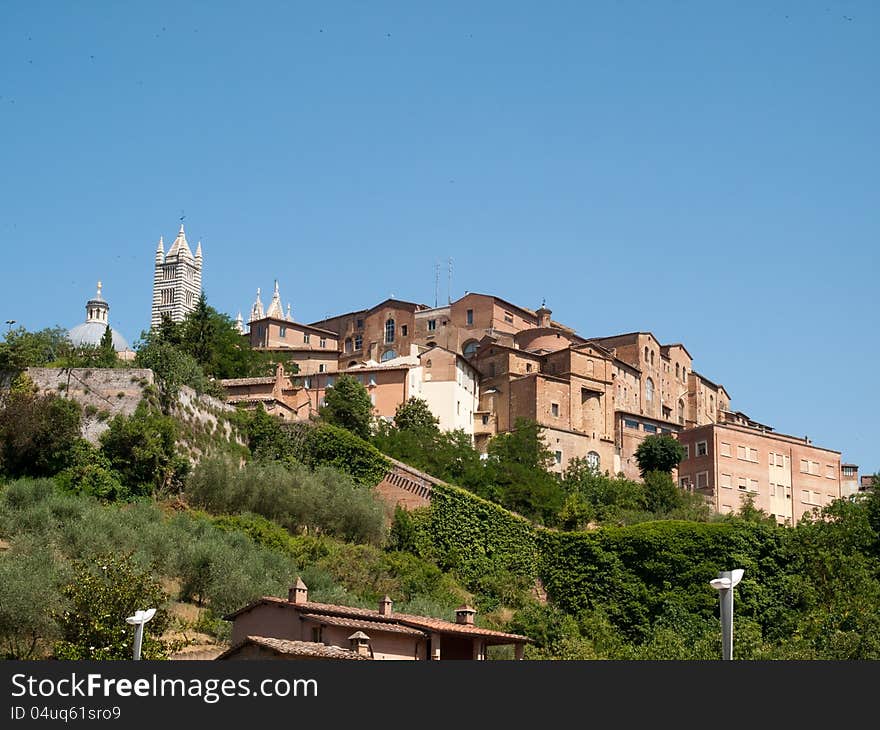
[709,569,744,660]
[4,320,15,333]
[125,608,157,660]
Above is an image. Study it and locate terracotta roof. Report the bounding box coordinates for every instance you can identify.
[224,598,531,644]
[217,636,370,660]
[220,376,277,386]
[299,613,427,637]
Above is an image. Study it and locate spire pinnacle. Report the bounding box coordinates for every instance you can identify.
[266,279,284,319]
[195,240,202,258]
[96,280,103,299]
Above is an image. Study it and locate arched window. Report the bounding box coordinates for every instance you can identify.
[385,318,395,343]
[646,377,654,403]
[587,451,600,470]
[709,394,714,414]
[381,349,397,362]
[675,363,680,378]
[650,350,655,366]
[644,346,649,363]
[678,399,685,425]
[463,340,479,356]
[681,367,687,383]
[344,338,352,353]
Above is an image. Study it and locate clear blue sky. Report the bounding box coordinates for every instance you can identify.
[1,1,877,473]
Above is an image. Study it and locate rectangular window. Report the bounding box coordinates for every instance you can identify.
[680,477,691,489]
[320,338,327,348]
[481,414,489,425]
[737,445,747,460]
[749,448,758,462]
[696,472,709,489]
[720,473,732,489]
[303,377,311,389]
[826,465,835,479]
[304,333,311,344]
[554,450,562,465]
[643,424,657,433]
[318,364,326,373]
[325,376,334,387]
[427,319,436,332]
[769,483,776,497]
[682,444,690,460]
[809,461,820,475]
[457,401,460,415]
[279,326,286,338]
[801,490,810,504]
[466,309,474,325]
[800,459,809,473]
[737,477,747,491]
[696,440,707,457]
[504,312,514,324]
[401,325,408,337]
[776,453,785,467]
[354,335,363,351]
[551,403,559,417]
[356,319,364,330]
[526,363,533,373]
[720,442,731,457]
[749,479,759,493]
[624,419,639,430]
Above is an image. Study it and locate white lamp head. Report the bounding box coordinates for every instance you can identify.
[126,608,157,625]
[729,569,745,587]
[709,578,731,591]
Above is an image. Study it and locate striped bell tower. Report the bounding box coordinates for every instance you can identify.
[150,224,203,328]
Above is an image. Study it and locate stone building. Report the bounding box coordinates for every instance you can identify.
[151,224,202,328]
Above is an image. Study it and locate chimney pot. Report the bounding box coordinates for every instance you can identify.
[379,595,393,617]
[455,604,476,625]
[289,577,308,604]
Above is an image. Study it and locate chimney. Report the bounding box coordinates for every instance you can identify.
[379,595,393,617]
[455,604,476,625]
[288,577,308,605]
[536,305,552,329]
[348,631,371,657]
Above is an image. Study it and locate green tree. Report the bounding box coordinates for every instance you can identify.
[0,391,82,478]
[97,324,117,368]
[0,325,71,371]
[134,335,207,412]
[55,440,127,500]
[53,553,175,660]
[394,397,439,436]
[182,292,216,370]
[642,470,684,515]
[634,434,686,477]
[0,537,66,659]
[100,402,188,496]
[320,373,373,440]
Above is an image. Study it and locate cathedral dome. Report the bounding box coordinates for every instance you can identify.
[68,281,131,352]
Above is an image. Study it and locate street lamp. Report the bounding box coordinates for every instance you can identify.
[5,320,15,332]
[125,608,157,660]
[709,569,744,660]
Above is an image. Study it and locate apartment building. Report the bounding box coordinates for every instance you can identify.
[676,420,842,525]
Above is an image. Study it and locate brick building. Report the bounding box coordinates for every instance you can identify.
[676,419,843,525]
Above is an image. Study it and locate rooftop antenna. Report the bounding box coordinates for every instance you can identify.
[434,261,441,308]
[447,257,453,304]
[179,209,185,223]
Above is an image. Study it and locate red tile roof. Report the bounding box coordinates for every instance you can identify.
[217,636,370,660]
[299,613,427,637]
[225,598,531,644]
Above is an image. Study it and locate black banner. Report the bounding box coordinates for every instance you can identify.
[0,660,869,726]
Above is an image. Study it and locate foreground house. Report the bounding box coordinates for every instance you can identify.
[220,579,530,660]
